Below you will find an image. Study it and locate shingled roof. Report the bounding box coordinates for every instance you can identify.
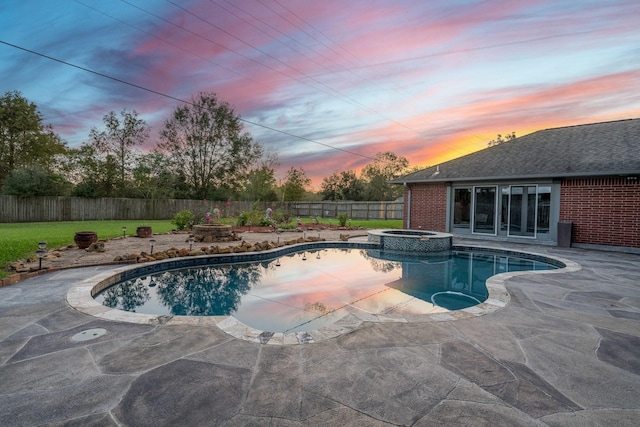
[394,118,640,183]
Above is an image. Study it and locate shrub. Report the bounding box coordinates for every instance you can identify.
[337,212,349,227]
[236,211,249,226]
[237,207,277,227]
[171,210,194,230]
[3,165,69,196]
[272,210,291,224]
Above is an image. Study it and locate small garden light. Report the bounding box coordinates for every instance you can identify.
[36,248,46,270]
[188,237,194,251]
[122,226,127,238]
[149,239,156,254]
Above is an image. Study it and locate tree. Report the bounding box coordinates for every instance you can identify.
[241,151,279,201]
[320,170,364,201]
[158,92,262,199]
[63,145,119,198]
[487,132,516,147]
[131,152,187,199]
[88,109,149,185]
[361,151,409,200]
[281,167,311,201]
[3,165,69,196]
[0,90,67,187]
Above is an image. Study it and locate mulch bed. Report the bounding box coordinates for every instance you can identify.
[232,223,359,233]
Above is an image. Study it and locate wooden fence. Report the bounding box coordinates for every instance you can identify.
[0,196,404,223]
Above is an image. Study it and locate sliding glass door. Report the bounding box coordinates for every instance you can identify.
[507,185,551,238]
[473,186,496,234]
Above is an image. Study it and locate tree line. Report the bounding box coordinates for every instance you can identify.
[0,90,416,202]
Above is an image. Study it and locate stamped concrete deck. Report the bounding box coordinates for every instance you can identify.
[1,235,639,426]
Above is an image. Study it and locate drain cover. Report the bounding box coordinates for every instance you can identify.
[71,328,107,342]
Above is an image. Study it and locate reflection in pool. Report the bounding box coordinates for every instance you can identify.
[94,248,557,333]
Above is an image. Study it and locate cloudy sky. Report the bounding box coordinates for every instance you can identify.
[1,0,639,187]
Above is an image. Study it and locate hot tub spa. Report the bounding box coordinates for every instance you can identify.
[367,229,453,252]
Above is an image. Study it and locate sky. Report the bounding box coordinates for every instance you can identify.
[1,0,639,189]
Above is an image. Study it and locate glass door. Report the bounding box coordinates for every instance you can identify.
[473,186,496,234]
[508,185,537,237]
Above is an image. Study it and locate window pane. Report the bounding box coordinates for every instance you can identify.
[453,188,471,228]
[473,187,496,234]
[537,186,551,234]
[500,187,509,232]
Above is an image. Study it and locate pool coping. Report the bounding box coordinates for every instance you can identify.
[66,242,581,345]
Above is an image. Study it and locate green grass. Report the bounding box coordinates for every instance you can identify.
[0,218,402,279]
[0,220,174,278]
[299,217,403,229]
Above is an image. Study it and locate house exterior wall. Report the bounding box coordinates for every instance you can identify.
[404,183,447,231]
[560,177,640,248]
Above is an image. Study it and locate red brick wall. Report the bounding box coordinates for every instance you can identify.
[405,183,448,231]
[560,177,640,248]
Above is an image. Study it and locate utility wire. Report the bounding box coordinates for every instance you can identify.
[162,0,442,150]
[0,39,379,162]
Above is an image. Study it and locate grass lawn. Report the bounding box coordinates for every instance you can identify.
[0,218,402,278]
[0,220,174,279]
[300,217,403,229]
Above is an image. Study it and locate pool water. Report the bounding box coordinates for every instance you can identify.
[95,248,557,333]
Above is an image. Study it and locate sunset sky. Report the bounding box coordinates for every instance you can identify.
[1,0,639,188]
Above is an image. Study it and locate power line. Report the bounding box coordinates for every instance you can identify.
[0,39,379,162]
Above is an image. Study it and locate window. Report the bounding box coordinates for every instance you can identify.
[453,188,471,228]
[507,185,551,238]
[473,186,496,234]
[537,186,551,235]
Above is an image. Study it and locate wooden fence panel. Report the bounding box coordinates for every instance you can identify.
[0,196,403,223]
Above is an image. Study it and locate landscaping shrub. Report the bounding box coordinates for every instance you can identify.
[171,210,194,230]
[337,212,349,227]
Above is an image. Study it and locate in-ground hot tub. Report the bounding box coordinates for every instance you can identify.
[368,229,453,252]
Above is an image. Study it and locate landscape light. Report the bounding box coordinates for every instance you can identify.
[36,248,46,270]
[150,239,156,254]
[122,226,127,238]
[188,237,194,251]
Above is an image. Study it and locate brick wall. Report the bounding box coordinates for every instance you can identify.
[560,177,640,248]
[405,183,448,231]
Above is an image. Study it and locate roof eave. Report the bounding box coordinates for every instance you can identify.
[393,169,640,184]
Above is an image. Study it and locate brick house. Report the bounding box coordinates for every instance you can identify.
[393,119,640,252]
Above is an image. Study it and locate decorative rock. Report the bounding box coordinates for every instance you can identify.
[86,242,105,253]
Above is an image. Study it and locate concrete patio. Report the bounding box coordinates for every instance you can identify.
[1,237,639,426]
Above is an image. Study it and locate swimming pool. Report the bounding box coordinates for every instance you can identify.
[94,247,558,333]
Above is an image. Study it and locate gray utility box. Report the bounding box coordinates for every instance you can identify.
[557,221,573,248]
